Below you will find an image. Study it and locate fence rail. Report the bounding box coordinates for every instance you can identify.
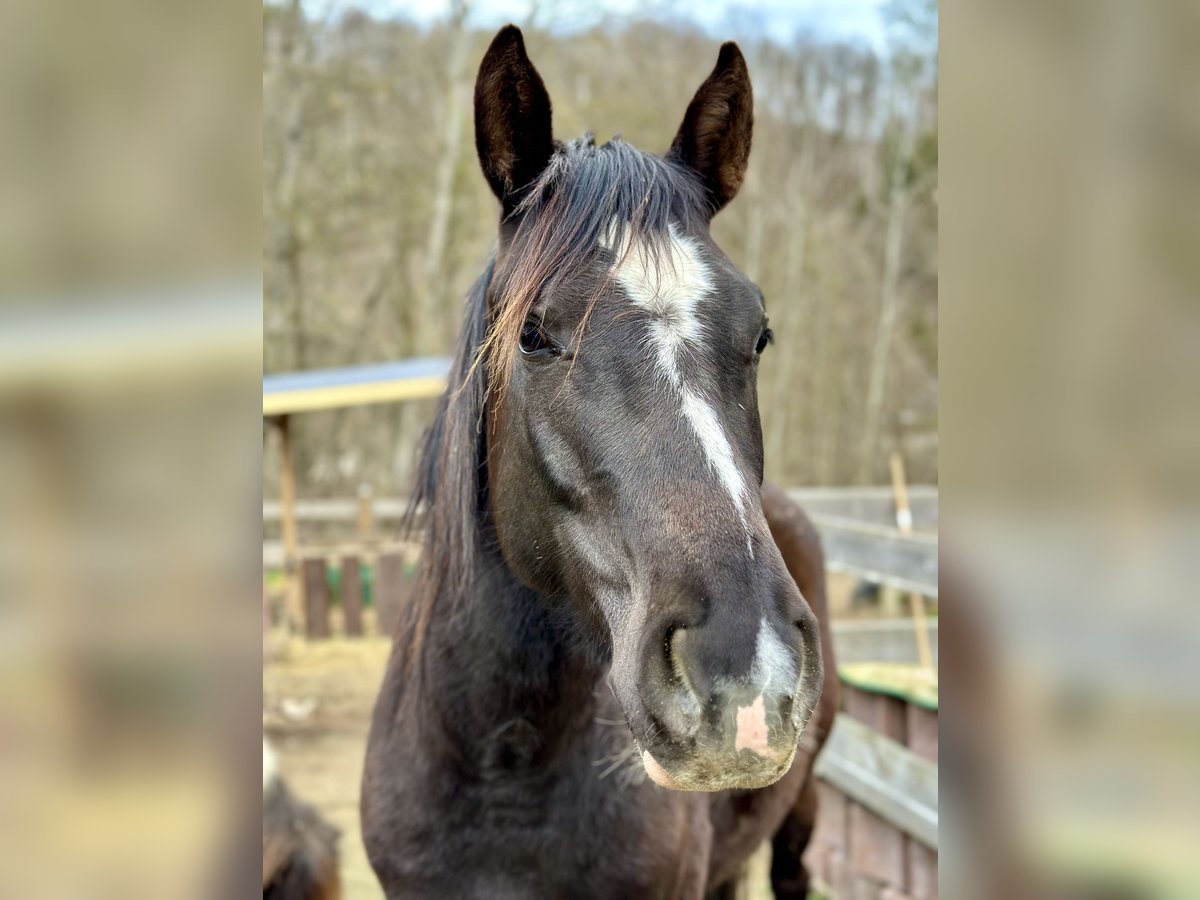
[261,486,937,528]
[805,513,938,598]
[814,713,938,849]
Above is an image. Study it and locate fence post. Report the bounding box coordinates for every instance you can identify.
[342,554,363,637]
[375,551,405,636]
[276,415,301,635]
[890,451,934,672]
[357,482,374,542]
[302,556,331,639]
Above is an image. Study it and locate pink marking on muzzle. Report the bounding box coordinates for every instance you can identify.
[734,694,770,755]
[642,751,681,789]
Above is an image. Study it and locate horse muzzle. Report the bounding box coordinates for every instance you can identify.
[633,614,823,792]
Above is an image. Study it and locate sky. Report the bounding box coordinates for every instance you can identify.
[304,0,892,53]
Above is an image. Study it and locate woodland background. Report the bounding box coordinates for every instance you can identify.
[263,0,938,497]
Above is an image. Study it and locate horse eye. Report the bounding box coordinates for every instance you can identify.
[519,319,555,356]
[755,327,774,356]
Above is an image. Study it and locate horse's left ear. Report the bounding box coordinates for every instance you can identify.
[474,25,554,218]
[668,42,753,216]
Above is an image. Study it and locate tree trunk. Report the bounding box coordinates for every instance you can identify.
[413,0,471,336]
[859,94,915,484]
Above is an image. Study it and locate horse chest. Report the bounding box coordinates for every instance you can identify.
[384,736,713,899]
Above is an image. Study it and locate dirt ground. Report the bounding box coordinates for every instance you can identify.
[264,637,785,900]
[265,637,391,900]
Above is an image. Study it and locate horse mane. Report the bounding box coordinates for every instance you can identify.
[399,136,710,661]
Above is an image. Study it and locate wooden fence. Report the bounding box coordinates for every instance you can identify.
[274,548,415,640]
[807,671,938,900]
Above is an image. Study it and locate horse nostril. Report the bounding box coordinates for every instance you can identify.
[794,617,818,653]
[666,627,689,687]
[662,624,678,674]
[665,627,702,725]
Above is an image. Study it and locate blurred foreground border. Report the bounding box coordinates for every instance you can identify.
[942,0,1200,896]
[1,0,260,895]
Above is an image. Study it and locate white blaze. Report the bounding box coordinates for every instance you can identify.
[603,221,752,552]
[750,617,798,693]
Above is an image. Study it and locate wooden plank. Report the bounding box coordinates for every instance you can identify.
[832,620,940,666]
[907,838,938,900]
[906,704,938,763]
[812,779,849,852]
[826,849,852,900]
[301,556,330,639]
[843,685,909,744]
[356,483,374,541]
[375,552,406,636]
[263,375,445,415]
[264,540,419,569]
[264,488,938,532]
[276,416,301,634]
[788,486,938,531]
[341,555,364,637]
[263,498,407,523]
[814,713,938,850]
[850,799,907,887]
[263,358,451,415]
[808,514,938,598]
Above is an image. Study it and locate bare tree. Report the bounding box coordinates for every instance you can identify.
[261,6,939,498]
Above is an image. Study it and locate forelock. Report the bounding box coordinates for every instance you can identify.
[481,137,710,397]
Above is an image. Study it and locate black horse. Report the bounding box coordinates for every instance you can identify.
[362,26,837,899]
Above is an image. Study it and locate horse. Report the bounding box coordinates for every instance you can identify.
[264,739,342,900]
[362,26,837,899]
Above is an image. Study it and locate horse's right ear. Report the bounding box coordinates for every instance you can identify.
[474,26,554,217]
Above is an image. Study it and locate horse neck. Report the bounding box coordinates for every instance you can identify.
[417,537,608,765]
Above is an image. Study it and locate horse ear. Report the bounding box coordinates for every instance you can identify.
[474,26,554,216]
[668,42,753,215]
